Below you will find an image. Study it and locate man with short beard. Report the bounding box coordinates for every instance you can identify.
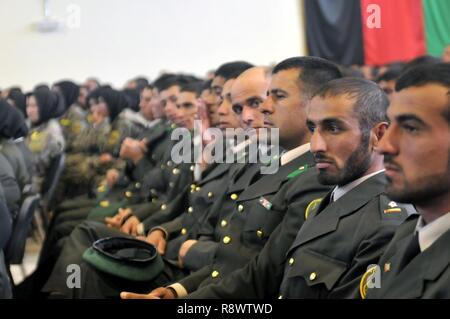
[366,63,450,299]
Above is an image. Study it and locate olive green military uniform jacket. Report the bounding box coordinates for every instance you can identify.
[367,214,450,299]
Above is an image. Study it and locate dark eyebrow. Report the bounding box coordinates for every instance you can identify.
[395,114,427,126]
[245,96,264,104]
[321,118,347,127]
[182,102,194,108]
[270,88,288,96]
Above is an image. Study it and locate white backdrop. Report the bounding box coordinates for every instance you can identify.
[0,0,305,91]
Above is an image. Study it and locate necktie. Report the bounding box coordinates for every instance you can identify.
[398,233,421,271]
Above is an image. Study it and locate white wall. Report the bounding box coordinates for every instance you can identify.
[0,0,305,91]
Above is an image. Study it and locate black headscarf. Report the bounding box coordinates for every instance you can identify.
[97,87,130,122]
[0,99,28,139]
[31,86,66,126]
[53,80,80,110]
[6,87,27,117]
[122,88,140,112]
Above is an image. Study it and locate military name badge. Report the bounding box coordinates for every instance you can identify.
[259,197,272,210]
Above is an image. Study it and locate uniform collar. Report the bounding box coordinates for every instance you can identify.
[415,212,450,252]
[331,169,385,202]
[280,143,310,166]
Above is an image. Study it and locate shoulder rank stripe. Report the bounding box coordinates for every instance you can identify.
[384,208,402,214]
[287,164,309,179]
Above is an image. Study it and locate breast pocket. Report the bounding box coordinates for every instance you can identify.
[286,249,347,292]
[242,201,285,248]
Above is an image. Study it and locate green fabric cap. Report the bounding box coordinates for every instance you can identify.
[83,237,164,282]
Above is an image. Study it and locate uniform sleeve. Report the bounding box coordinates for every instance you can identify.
[0,155,21,216]
[158,215,184,239]
[177,265,214,294]
[182,239,218,272]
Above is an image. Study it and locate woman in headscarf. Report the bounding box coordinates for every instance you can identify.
[6,87,27,117]
[52,80,89,149]
[0,99,33,192]
[26,86,65,193]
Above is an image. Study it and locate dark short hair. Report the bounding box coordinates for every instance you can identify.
[201,79,213,92]
[152,73,177,92]
[215,61,254,81]
[273,56,343,100]
[179,81,204,97]
[142,84,154,91]
[396,63,450,123]
[376,63,406,83]
[402,55,441,74]
[313,77,389,133]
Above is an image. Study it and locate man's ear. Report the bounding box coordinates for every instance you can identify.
[371,122,389,149]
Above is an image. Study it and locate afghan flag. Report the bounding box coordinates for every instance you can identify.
[304,0,450,66]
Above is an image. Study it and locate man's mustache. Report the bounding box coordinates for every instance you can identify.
[313,152,335,164]
[383,154,402,171]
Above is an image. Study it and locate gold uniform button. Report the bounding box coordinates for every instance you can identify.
[160,164,166,169]
[172,168,180,175]
[135,182,141,189]
[278,295,283,299]
[223,236,231,244]
[208,192,213,198]
[188,206,194,213]
[195,186,201,192]
[190,165,195,171]
[97,185,106,193]
[171,123,177,129]
[191,184,196,189]
[99,200,110,208]
[161,204,167,210]
[238,204,244,212]
[256,230,264,238]
[181,228,187,235]
[230,193,238,200]
[289,258,295,266]
[221,220,227,227]
[309,272,317,281]
[125,191,133,198]
[167,161,173,167]
[211,270,219,278]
